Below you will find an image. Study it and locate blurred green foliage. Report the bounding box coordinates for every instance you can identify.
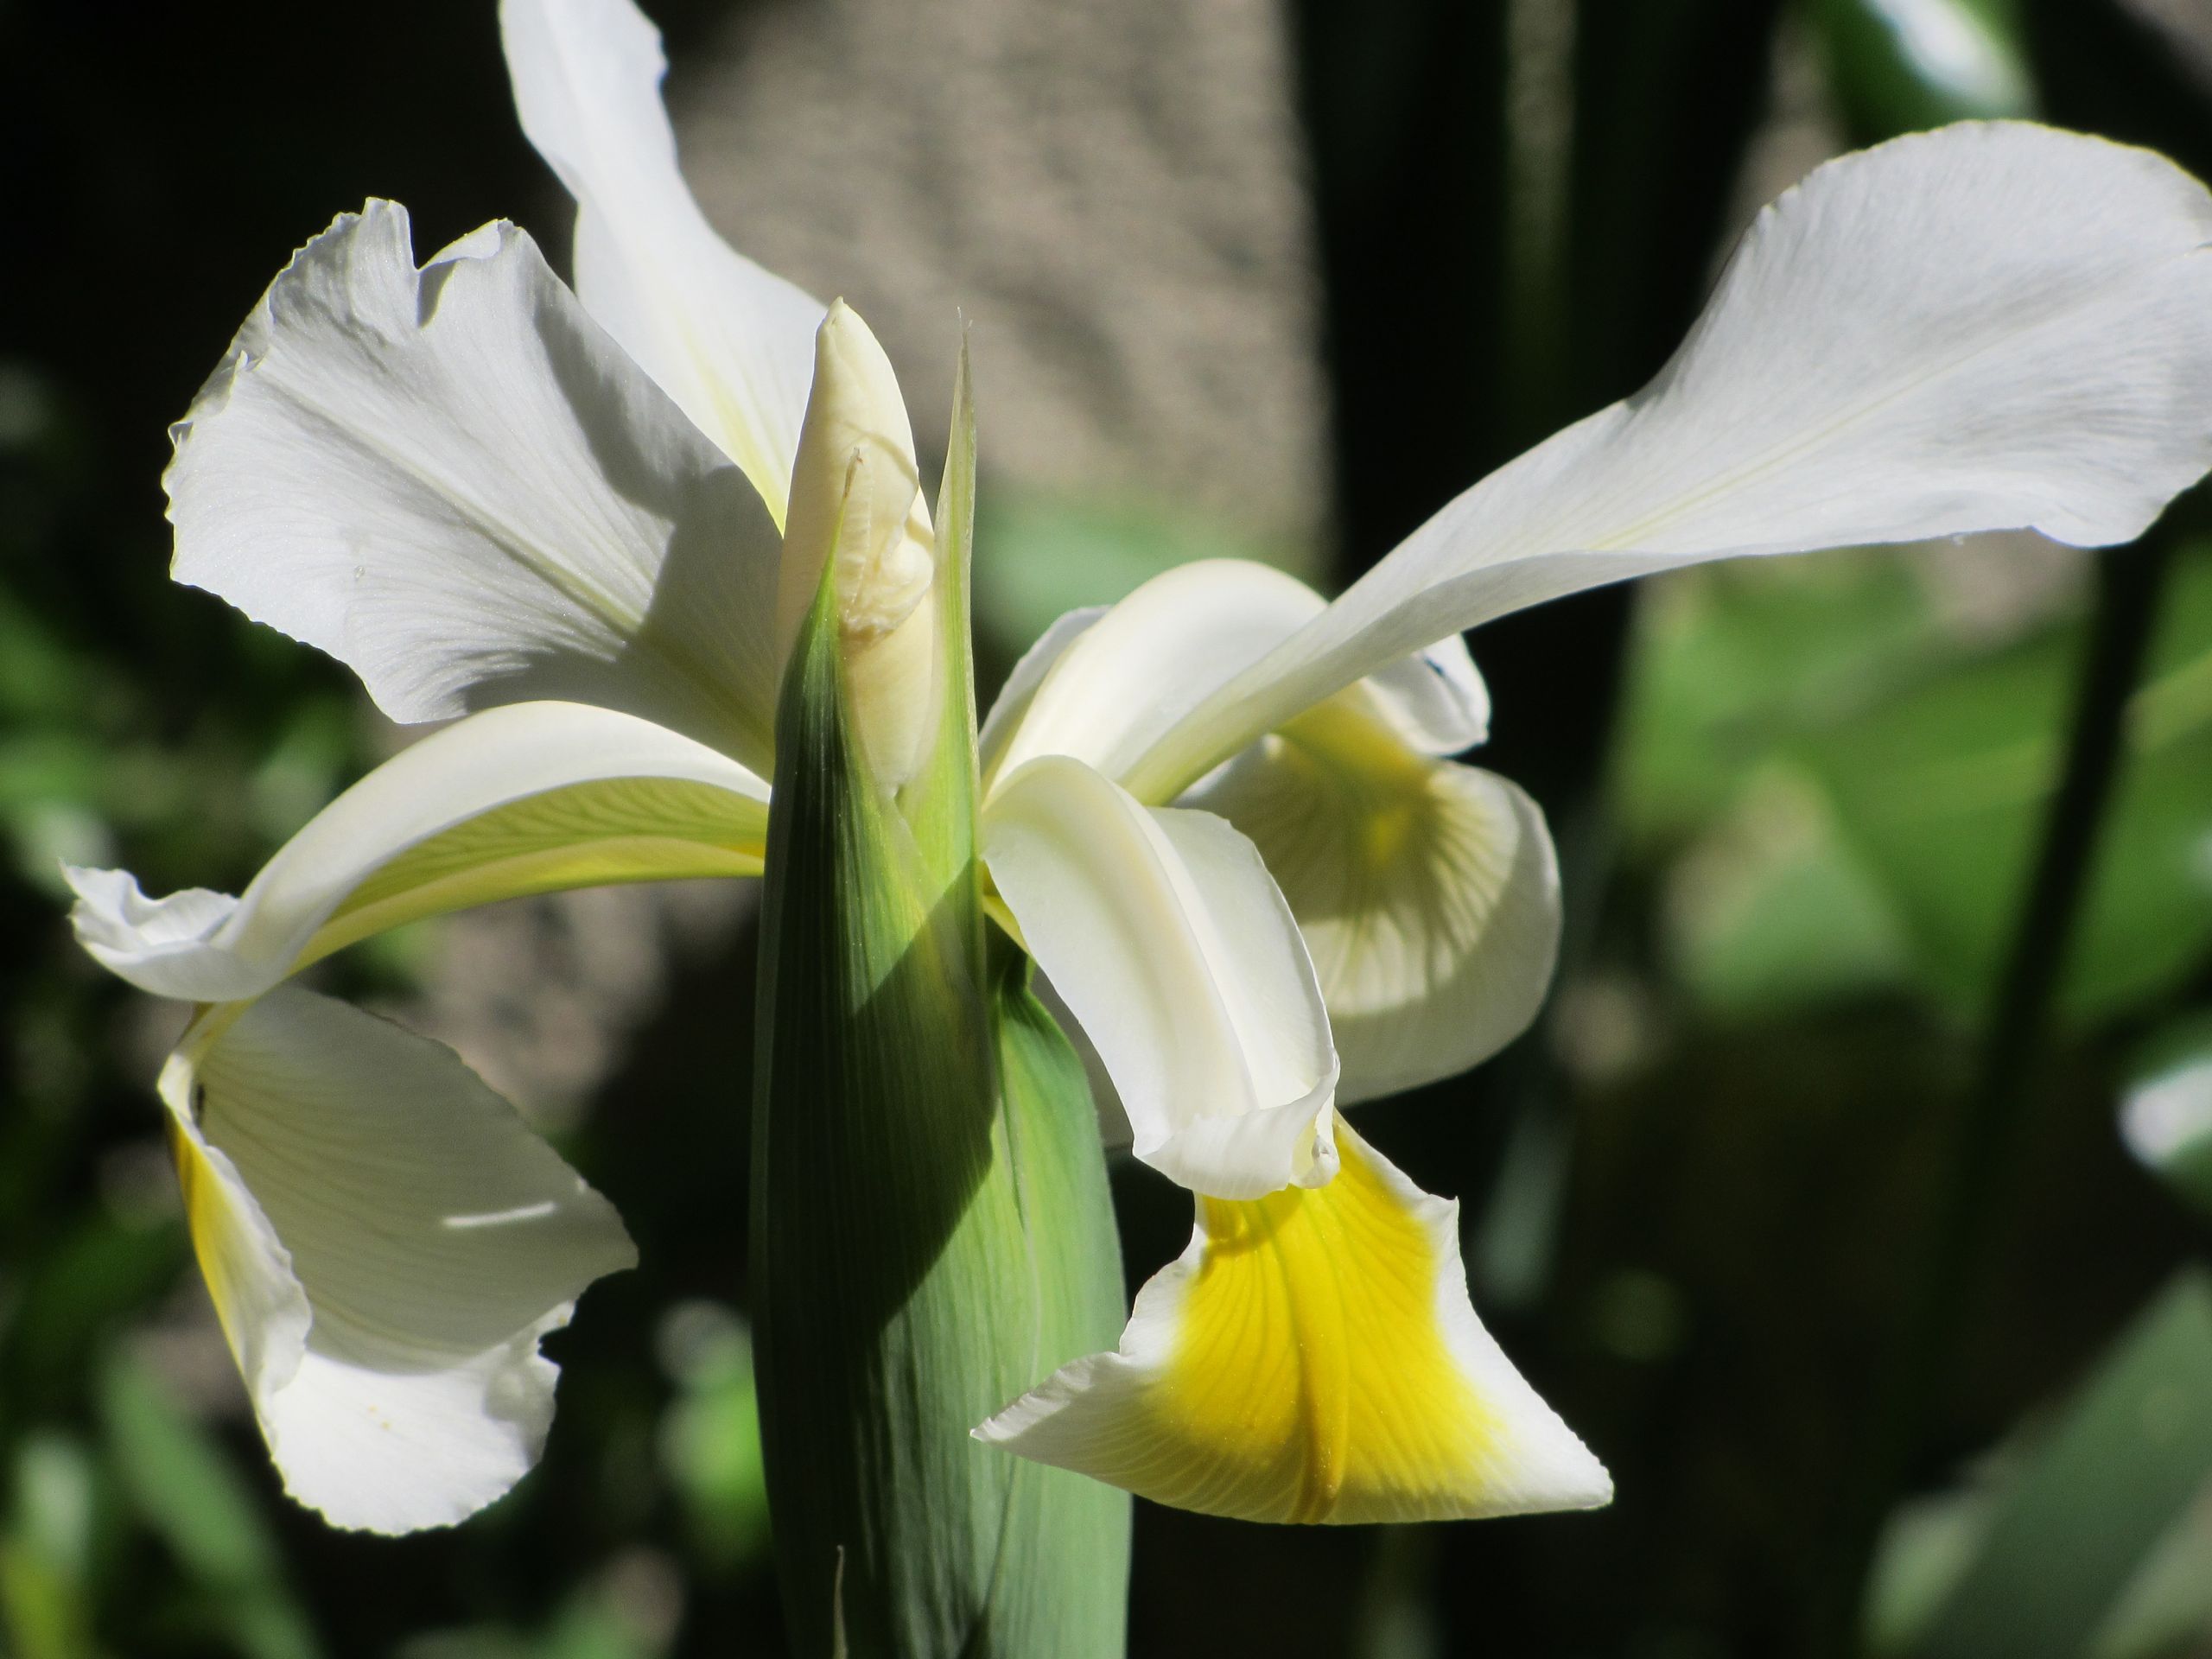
[972,493,1313,668]
[1620,543,2212,1023]
[1866,1270,2212,1659]
[3,0,2211,1654]
[1815,0,2036,135]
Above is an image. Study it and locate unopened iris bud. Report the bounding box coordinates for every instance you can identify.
[753,345,1131,1658]
[777,300,940,791]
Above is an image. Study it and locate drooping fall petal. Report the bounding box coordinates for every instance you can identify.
[977,1122,1609,1523]
[164,986,635,1534]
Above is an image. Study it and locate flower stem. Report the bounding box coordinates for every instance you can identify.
[1804,534,2176,1659]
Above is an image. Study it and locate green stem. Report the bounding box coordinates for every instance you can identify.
[1804,537,2175,1659]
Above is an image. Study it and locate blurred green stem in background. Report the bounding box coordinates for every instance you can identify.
[1808,529,2182,1659]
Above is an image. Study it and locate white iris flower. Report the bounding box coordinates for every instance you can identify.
[67,0,2212,1535]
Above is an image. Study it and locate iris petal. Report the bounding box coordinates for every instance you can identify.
[164,987,635,1534]
[166,202,785,771]
[1186,692,1560,1103]
[977,1122,1609,1523]
[982,754,1338,1200]
[69,701,768,1005]
[501,0,825,518]
[1124,124,2212,801]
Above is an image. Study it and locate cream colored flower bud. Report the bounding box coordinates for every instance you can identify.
[778,301,939,789]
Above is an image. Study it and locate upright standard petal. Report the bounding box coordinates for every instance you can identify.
[162,986,636,1534]
[976,1122,1610,1524]
[502,0,825,519]
[981,560,1487,796]
[1185,693,1560,1103]
[68,701,768,1005]
[980,564,1517,1102]
[981,755,1338,1200]
[167,200,785,772]
[1123,123,2212,801]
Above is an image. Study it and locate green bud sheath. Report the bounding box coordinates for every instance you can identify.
[751,345,1130,1657]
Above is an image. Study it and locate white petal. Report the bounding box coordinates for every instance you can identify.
[69,875,240,972]
[501,0,825,520]
[168,200,785,771]
[68,701,768,1004]
[981,561,1489,799]
[167,987,635,1533]
[982,755,1338,1199]
[1360,632,1491,754]
[977,604,1106,779]
[160,1050,311,1405]
[1186,704,1560,1103]
[1122,123,2212,799]
[976,1121,1609,1523]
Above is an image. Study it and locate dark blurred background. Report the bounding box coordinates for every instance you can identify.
[6,0,2212,1654]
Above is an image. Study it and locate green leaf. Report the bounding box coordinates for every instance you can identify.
[96,1351,321,1659]
[1620,543,2212,1023]
[0,584,101,722]
[898,335,987,915]
[974,943,1131,1650]
[0,1434,104,1659]
[657,1303,771,1570]
[1618,556,1937,847]
[1891,1271,2212,1659]
[2088,1480,2212,1659]
[1665,768,1915,1017]
[1805,548,2212,1021]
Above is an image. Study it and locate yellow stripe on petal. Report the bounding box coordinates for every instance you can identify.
[160,987,638,1534]
[976,1123,1610,1525]
[159,1039,312,1406]
[67,702,769,1007]
[302,772,765,967]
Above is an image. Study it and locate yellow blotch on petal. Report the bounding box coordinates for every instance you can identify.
[159,1035,310,1407]
[976,1123,1611,1525]
[168,1111,230,1318]
[1185,687,1562,1105]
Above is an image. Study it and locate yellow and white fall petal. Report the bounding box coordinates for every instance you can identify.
[161,985,637,1534]
[976,1120,1609,1524]
[1185,691,1560,1103]
[501,0,825,521]
[981,754,1339,1201]
[166,200,785,773]
[1121,123,2212,802]
[67,701,769,1007]
[980,559,1487,797]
